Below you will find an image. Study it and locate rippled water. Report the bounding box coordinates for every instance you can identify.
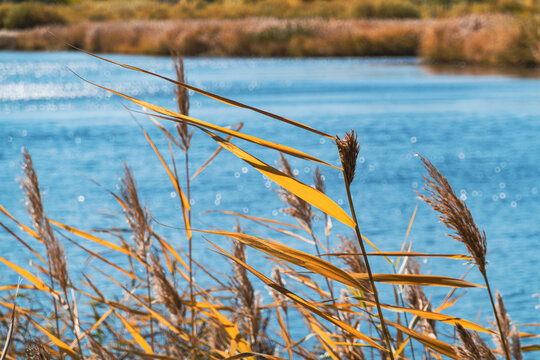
[1,52,539,345]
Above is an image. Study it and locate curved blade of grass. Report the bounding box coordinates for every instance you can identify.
[522,345,540,352]
[207,303,253,356]
[209,240,386,351]
[203,210,302,230]
[386,320,457,359]
[325,252,472,260]
[49,219,141,261]
[0,257,50,292]
[143,110,339,170]
[355,298,492,333]
[64,236,138,281]
[69,308,113,349]
[73,71,336,169]
[28,318,81,359]
[70,47,334,139]
[100,270,189,341]
[142,127,190,212]
[199,229,369,292]
[0,205,40,241]
[113,310,153,354]
[199,129,355,228]
[0,222,47,264]
[350,273,483,288]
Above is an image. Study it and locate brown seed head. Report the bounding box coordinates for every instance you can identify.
[119,164,152,260]
[511,323,523,360]
[417,156,487,274]
[172,53,193,150]
[313,167,325,194]
[454,324,497,360]
[491,291,512,356]
[20,149,69,289]
[336,130,360,184]
[405,258,436,338]
[276,154,314,227]
[150,252,185,324]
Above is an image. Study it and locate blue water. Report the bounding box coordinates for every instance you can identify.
[1,52,539,353]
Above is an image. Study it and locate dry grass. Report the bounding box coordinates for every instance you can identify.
[0,50,538,360]
[3,14,539,66]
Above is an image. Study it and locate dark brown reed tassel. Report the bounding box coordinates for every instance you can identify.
[454,324,497,360]
[276,154,314,227]
[313,167,325,194]
[336,130,360,184]
[417,155,487,275]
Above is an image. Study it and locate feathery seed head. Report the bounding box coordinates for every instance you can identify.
[336,130,360,184]
[417,155,488,274]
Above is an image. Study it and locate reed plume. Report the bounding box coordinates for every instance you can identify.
[454,324,497,360]
[405,259,436,338]
[336,130,394,359]
[119,164,152,260]
[336,130,360,185]
[510,324,522,360]
[417,156,487,275]
[337,236,372,295]
[417,155,511,360]
[21,149,69,290]
[277,154,314,227]
[230,234,271,354]
[173,53,193,151]
[150,252,185,324]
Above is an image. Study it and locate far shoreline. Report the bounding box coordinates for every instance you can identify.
[0,15,539,67]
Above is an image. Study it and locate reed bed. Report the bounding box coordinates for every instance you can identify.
[2,14,539,66]
[0,51,538,360]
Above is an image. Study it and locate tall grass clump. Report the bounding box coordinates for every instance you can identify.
[0,50,538,360]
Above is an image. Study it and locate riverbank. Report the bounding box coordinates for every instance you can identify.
[1,15,539,66]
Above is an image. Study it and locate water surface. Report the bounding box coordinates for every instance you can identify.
[1,52,539,346]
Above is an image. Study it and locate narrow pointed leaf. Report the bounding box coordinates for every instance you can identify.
[209,241,386,352]
[198,229,368,292]
[200,129,355,228]
[350,273,483,288]
[29,318,81,359]
[73,72,336,169]
[71,47,334,139]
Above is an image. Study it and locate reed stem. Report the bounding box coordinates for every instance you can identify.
[482,272,511,360]
[342,177,395,359]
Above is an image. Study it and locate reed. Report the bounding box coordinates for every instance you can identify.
[0,50,537,360]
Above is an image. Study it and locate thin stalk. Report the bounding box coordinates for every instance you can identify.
[185,149,197,359]
[342,178,395,360]
[482,272,511,360]
[46,258,63,360]
[61,287,85,359]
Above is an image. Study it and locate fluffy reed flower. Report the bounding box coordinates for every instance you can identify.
[454,324,497,360]
[417,156,488,275]
[336,130,360,184]
[313,167,325,194]
[405,258,436,338]
[511,324,523,360]
[150,252,185,324]
[119,164,152,260]
[173,53,193,151]
[337,236,372,294]
[276,154,314,227]
[230,236,271,353]
[491,291,515,357]
[21,149,69,290]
